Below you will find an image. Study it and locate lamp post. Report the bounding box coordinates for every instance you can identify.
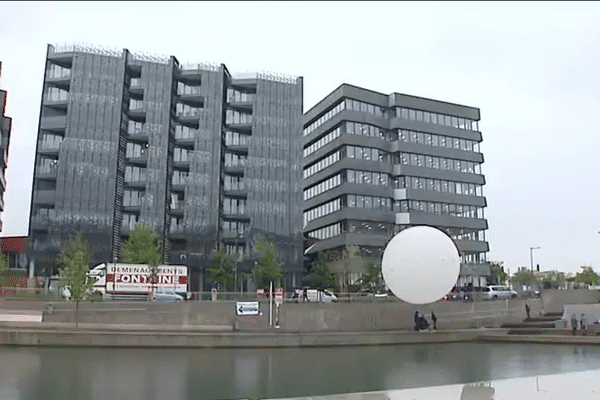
[530,247,540,272]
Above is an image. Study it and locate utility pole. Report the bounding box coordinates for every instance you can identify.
[529,247,540,272]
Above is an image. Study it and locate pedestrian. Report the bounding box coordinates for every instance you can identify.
[525,304,531,320]
[302,288,308,303]
[431,311,437,330]
[580,314,588,335]
[570,313,578,336]
[414,311,420,331]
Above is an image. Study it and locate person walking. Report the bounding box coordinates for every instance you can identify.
[525,304,531,320]
[414,311,420,331]
[580,314,588,335]
[431,311,437,330]
[570,313,578,336]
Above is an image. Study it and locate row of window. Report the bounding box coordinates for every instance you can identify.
[177,103,201,118]
[396,176,483,197]
[395,152,482,175]
[170,217,184,233]
[303,198,341,226]
[124,189,144,207]
[223,197,246,215]
[125,166,146,182]
[396,200,484,219]
[346,145,386,162]
[224,175,244,191]
[178,82,202,96]
[303,150,340,179]
[344,99,385,118]
[175,125,196,140]
[172,170,188,186]
[126,142,148,158]
[398,129,480,152]
[303,173,342,201]
[170,192,184,210]
[347,169,390,186]
[130,99,144,110]
[37,157,58,174]
[307,222,342,240]
[174,147,191,162]
[225,130,249,147]
[303,125,341,157]
[303,101,345,136]
[46,87,69,102]
[128,120,145,134]
[39,134,63,150]
[130,78,141,88]
[47,64,71,79]
[395,107,479,131]
[227,88,254,103]
[224,152,246,168]
[347,194,392,211]
[346,121,387,139]
[122,213,140,231]
[222,220,248,238]
[347,220,394,236]
[226,109,252,125]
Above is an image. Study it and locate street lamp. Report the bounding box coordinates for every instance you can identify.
[529,247,541,272]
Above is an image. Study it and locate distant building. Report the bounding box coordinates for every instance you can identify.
[0,62,12,233]
[0,236,29,272]
[302,84,489,287]
[29,44,304,290]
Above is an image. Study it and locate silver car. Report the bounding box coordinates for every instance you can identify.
[152,291,184,302]
[481,285,518,300]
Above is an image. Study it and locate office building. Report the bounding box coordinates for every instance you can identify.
[29,44,304,290]
[0,62,12,232]
[302,84,489,287]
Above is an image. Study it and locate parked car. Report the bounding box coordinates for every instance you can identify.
[480,285,518,300]
[152,290,184,302]
[306,289,337,303]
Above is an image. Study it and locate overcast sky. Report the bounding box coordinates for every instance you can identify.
[1,1,599,275]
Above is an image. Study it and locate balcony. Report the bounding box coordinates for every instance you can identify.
[174,132,196,147]
[127,107,146,121]
[223,165,244,177]
[129,78,144,98]
[123,204,142,213]
[173,160,191,171]
[225,145,248,156]
[126,130,150,143]
[176,108,201,126]
[124,179,146,189]
[38,138,63,155]
[221,213,250,223]
[223,190,247,199]
[35,167,58,180]
[46,74,71,90]
[40,115,67,132]
[32,190,56,205]
[225,121,252,134]
[125,153,148,167]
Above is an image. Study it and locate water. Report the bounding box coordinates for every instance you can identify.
[1,343,600,400]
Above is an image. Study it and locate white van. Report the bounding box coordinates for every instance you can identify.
[481,285,518,300]
[306,289,337,303]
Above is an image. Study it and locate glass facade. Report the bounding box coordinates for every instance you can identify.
[302,85,489,286]
[29,44,304,290]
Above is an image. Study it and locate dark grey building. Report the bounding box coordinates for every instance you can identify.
[29,44,304,290]
[302,84,489,287]
[0,62,12,232]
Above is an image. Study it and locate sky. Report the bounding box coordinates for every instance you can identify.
[0,1,599,276]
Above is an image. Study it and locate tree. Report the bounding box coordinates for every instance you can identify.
[358,263,385,293]
[575,266,600,287]
[340,245,361,292]
[251,234,282,289]
[58,233,95,328]
[305,252,335,290]
[509,267,539,287]
[209,246,235,290]
[0,252,8,294]
[541,270,566,289]
[488,261,508,285]
[121,224,162,265]
[122,224,162,299]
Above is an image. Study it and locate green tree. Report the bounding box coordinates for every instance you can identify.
[509,267,539,287]
[575,266,600,287]
[305,252,335,290]
[488,261,508,285]
[121,224,162,265]
[251,234,282,289]
[541,270,566,289]
[209,246,235,290]
[0,252,8,294]
[340,245,361,292]
[58,233,95,328]
[358,263,385,293]
[122,224,162,299]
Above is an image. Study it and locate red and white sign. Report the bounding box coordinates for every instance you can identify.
[275,287,284,304]
[105,264,188,294]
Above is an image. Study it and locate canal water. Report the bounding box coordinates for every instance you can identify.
[1,342,600,400]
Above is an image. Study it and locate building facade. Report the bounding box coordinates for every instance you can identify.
[302,84,489,287]
[29,44,304,290]
[0,62,12,233]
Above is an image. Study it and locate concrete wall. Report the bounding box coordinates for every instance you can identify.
[541,289,600,313]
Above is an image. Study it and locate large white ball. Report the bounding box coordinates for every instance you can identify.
[382,226,460,305]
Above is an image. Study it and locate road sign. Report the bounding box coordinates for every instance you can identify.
[275,287,284,304]
[236,301,260,316]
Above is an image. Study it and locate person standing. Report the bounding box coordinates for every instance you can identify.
[414,311,420,331]
[571,313,578,336]
[580,314,588,335]
[525,304,531,320]
[431,311,437,330]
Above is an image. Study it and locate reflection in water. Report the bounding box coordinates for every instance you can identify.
[0,343,600,399]
[459,382,494,400]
